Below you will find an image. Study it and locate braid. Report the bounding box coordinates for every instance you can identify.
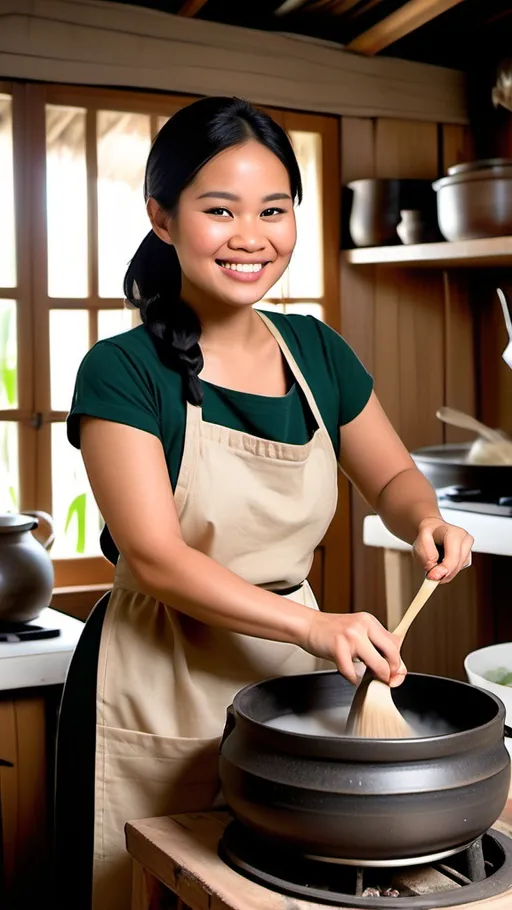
[125,232,204,405]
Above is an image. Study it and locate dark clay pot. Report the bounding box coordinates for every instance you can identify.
[219,671,510,863]
[0,513,55,623]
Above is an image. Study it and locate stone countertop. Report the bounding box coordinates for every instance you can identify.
[0,607,83,691]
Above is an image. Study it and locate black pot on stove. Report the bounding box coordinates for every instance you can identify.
[219,671,510,864]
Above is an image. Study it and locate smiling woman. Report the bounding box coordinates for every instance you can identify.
[54,95,473,910]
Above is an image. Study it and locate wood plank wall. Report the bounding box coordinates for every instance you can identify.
[339,116,489,680]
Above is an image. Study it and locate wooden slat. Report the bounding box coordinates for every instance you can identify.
[0,287,17,298]
[11,84,36,509]
[284,110,351,618]
[53,555,115,588]
[150,114,159,142]
[374,117,442,447]
[373,266,402,434]
[27,83,53,515]
[0,696,48,906]
[442,123,473,174]
[176,0,209,16]
[397,270,445,451]
[0,699,17,893]
[340,116,387,624]
[44,86,199,117]
[347,0,465,55]
[51,582,111,620]
[86,108,99,301]
[443,270,476,442]
[375,118,438,178]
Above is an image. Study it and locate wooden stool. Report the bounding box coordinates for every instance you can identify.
[126,804,512,910]
[126,811,333,910]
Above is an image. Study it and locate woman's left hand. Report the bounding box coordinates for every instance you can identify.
[412,518,474,583]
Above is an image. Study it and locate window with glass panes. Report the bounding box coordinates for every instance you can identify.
[0,84,340,588]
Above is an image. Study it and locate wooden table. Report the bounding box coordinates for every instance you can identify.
[126,792,512,910]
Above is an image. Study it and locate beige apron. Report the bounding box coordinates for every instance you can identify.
[92,312,339,909]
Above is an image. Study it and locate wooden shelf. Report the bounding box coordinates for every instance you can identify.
[342,236,512,268]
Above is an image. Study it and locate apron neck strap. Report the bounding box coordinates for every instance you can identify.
[256,311,329,434]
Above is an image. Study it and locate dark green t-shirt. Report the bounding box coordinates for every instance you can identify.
[67,311,373,560]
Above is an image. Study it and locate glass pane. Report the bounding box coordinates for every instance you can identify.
[288,131,323,299]
[98,307,135,340]
[97,111,151,298]
[283,302,324,321]
[51,423,101,557]
[0,95,16,287]
[46,105,88,297]
[0,422,19,512]
[50,310,89,411]
[0,300,17,408]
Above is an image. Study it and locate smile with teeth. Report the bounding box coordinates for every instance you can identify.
[217,261,267,273]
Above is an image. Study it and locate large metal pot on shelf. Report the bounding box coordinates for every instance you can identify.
[433,160,512,242]
[219,670,510,864]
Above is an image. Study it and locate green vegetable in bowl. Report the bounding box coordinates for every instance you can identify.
[484,667,512,687]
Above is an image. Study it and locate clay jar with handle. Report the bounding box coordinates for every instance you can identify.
[0,512,55,623]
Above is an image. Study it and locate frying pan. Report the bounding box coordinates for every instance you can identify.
[411,442,512,497]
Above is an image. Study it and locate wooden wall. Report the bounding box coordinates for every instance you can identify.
[339,116,491,680]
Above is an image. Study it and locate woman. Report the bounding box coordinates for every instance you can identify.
[55,96,473,910]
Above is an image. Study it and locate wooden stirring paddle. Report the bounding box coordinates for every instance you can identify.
[345,577,439,739]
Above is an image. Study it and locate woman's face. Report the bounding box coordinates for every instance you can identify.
[149,140,297,308]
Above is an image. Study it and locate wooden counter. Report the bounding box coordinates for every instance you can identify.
[126,787,512,910]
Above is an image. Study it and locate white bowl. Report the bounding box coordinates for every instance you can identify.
[465,642,512,758]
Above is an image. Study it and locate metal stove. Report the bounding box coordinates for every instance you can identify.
[437,486,512,517]
[219,822,512,908]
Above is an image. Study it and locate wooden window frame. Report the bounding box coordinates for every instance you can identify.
[3,83,340,590]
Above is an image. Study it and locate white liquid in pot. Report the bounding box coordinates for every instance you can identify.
[265,705,456,738]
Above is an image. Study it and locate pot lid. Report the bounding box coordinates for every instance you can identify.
[0,513,37,533]
[448,157,512,176]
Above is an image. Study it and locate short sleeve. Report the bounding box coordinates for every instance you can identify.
[314,319,374,426]
[67,340,161,448]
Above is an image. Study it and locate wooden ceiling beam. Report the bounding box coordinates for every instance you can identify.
[176,0,209,17]
[346,0,465,55]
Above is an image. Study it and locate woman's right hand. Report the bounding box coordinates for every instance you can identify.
[302,611,406,687]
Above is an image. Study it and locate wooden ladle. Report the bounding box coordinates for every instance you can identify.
[436,406,507,443]
[346,578,439,739]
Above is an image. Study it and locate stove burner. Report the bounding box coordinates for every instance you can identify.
[0,619,60,642]
[219,822,512,908]
[305,838,477,868]
[437,486,512,517]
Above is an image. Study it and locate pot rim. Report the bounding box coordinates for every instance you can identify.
[433,166,512,191]
[448,157,512,176]
[230,670,506,760]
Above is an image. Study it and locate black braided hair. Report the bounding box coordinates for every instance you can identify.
[124,97,303,405]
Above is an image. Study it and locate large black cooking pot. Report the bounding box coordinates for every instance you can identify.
[411,442,512,497]
[219,671,510,863]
